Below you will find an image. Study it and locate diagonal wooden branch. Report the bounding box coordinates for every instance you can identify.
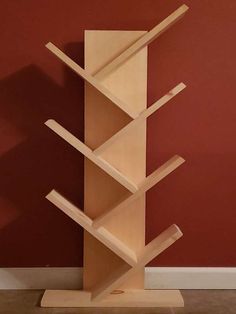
[45,119,138,193]
[93,83,186,155]
[45,5,189,118]
[46,42,138,119]
[93,4,189,80]
[91,224,183,301]
[46,190,137,266]
[93,155,185,228]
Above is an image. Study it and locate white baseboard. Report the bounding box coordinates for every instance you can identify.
[0,267,236,290]
[0,267,82,290]
[145,267,236,289]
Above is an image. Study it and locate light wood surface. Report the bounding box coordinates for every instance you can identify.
[93,4,189,80]
[45,119,138,193]
[42,4,188,304]
[46,42,137,119]
[93,155,185,228]
[84,30,147,291]
[91,224,183,301]
[41,289,184,307]
[46,190,137,266]
[94,83,186,155]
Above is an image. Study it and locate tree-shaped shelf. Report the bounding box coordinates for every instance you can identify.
[41,4,188,308]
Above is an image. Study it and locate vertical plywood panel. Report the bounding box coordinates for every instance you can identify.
[84,31,147,290]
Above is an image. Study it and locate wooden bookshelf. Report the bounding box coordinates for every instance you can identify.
[41,4,188,308]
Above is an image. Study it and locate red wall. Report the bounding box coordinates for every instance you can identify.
[1,0,236,267]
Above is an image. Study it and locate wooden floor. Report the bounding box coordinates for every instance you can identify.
[1,290,236,313]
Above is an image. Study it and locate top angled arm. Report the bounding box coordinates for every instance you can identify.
[93,4,189,80]
[46,42,138,119]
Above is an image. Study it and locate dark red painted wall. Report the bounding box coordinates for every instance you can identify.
[0,0,236,267]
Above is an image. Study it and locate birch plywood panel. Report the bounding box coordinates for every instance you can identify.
[84,30,147,290]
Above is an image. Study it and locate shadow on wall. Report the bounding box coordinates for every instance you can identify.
[0,43,85,267]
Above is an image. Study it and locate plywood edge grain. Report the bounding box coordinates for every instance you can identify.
[45,119,138,193]
[93,155,185,228]
[46,190,137,266]
[41,289,184,307]
[93,83,186,155]
[93,4,189,80]
[91,224,183,301]
[46,42,138,118]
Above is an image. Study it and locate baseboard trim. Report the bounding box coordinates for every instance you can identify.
[0,267,236,289]
[145,267,236,289]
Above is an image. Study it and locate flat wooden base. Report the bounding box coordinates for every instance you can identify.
[41,289,184,308]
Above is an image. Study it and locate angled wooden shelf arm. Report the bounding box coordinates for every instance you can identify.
[46,190,137,266]
[46,4,188,120]
[45,119,138,193]
[46,42,138,119]
[44,211,181,303]
[93,155,185,228]
[91,224,183,301]
[93,4,189,80]
[94,82,186,155]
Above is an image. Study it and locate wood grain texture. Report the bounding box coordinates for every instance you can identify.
[93,155,185,228]
[91,224,183,301]
[40,3,189,307]
[46,42,137,118]
[45,119,138,193]
[84,30,147,290]
[94,83,186,155]
[93,4,189,80]
[46,190,137,266]
[41,289,184,307]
